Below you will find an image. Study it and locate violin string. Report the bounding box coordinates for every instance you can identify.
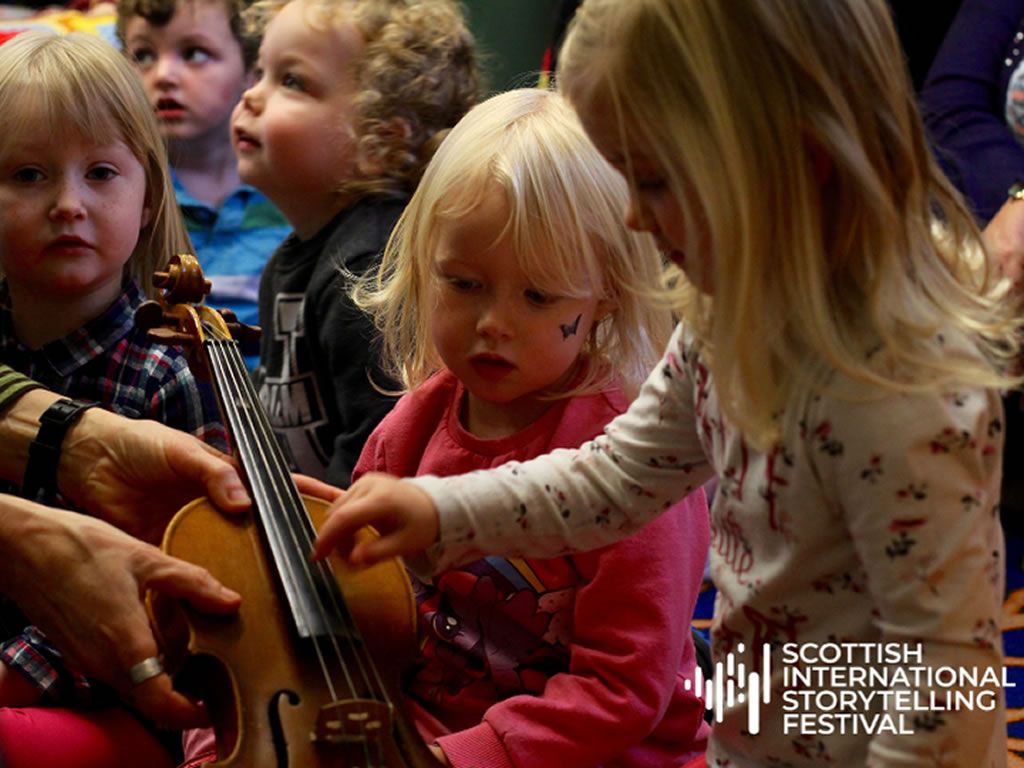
[215,341,389,701]
[212,337,397,711]
[202,343,341,698]
[205,340,356,698]
[205,334,394,707]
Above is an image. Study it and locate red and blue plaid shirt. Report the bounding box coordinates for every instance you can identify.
[0,280,225,448]
[0,279,228,703]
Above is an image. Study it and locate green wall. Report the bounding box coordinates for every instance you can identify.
[462,0,558,92]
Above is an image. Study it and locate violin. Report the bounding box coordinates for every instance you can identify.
[136,254,441,767]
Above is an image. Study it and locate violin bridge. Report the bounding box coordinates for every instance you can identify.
[312,699,394,745]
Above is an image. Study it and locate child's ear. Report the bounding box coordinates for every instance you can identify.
[140,200,153,230]
[358,117,413,176]
[594,297,617,323]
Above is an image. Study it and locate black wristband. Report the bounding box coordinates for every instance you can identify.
[22,398,96,506]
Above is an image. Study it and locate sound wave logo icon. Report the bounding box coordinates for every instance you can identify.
[683,643,772,733]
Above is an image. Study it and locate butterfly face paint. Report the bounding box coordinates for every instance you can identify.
[560,314,582,340]
[429,184,610,436]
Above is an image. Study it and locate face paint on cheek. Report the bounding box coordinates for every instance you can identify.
[560,313,582,340]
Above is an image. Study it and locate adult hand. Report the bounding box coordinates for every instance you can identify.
[59,407,250,544]
[983,197,1024,288]
[0,494,241,728]
[312,473,438,567]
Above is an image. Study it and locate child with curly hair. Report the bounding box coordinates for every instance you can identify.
[235,0,480,487]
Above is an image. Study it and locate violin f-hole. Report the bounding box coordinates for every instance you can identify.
[268,689,301,768]
[142,254,441,767]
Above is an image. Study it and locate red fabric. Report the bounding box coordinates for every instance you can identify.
[354,370,710,767]
[681,757,707,768]
[0,706,175,768]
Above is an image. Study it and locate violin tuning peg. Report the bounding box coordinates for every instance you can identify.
[148,328,194,347]
[134,300,166,331]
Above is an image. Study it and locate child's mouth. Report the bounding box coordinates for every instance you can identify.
[45,235,93,254]
[155,98,186,120]
[469,354,515,381]
[233,127,260,151]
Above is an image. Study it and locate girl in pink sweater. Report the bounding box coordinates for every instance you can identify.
[348,88,710,767]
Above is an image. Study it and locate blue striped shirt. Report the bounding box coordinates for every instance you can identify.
[173,173,291,369]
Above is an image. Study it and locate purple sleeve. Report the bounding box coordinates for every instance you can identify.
[921,0,1024,222]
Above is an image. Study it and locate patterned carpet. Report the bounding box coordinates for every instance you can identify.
[1003,531,1024,763]
[691,529,1024,762]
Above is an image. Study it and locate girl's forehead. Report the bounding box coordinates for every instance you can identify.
[6,123,116,150]
[4,92,123,143]
[1,122,134,166]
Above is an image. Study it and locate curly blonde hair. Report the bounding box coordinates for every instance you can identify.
[0,31,190,296]
[245,0,480,199]
[352,88,674,399]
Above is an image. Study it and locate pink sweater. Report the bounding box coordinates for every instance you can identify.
[354,369,710,768]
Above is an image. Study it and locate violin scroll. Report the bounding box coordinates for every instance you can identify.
[135,253,261,377]
[153,253,212,305]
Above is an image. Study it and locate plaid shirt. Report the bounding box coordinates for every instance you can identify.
[0,279,227,703]
[0,280,225,448]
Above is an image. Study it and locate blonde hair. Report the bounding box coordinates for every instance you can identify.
[0,31,190,296]
[244,0,479,200]
[353,87,673,398]
[559,0,1021,445]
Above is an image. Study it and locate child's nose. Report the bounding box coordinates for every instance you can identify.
[239,83,263,114]
[49,181,86,221]
[153,54,182,84]
[476,301,514,340]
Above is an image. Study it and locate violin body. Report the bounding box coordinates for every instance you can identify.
[138,254,441,768]
[153,494,440,767]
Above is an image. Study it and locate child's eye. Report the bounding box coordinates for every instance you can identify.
[183,47,212,65]
[444,275,478,292]
[252,65,265,81]
[129,47,156,68]
[282,72,305,91]
[87,166,118,182]
[11,167,44,183]
[525,289,557,306]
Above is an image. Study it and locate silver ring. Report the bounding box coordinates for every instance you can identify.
[127,656,164,687]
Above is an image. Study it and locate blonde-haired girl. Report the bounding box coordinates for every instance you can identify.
[316,1,1020,765]
[0,31,189,297]
[346,87,709,767]
[0,29,224,768]
[360,87,671,400]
